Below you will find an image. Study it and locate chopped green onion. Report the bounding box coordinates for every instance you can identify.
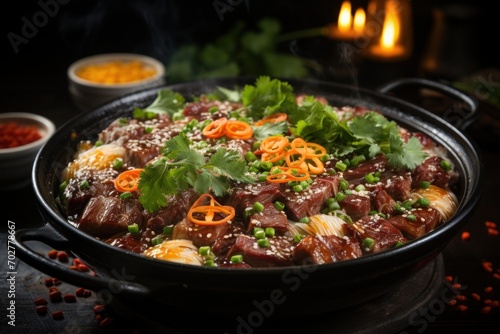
[394,241,405,248]
[253,202,264,213]
[339,179,349,190]
[402,200,413,210]
[245,151,257,162]
[325,197,336,206]
[254,229,266,239]
[335,161,347,171]
[151,235,163,246]
[406,214,417,221]
[271,158,283,166]
[440,160,452,171]
[395,203,406,213]
[299,181,309,189]
[293,234,303,243]
[113,158,124,170]
[335,192,346,202]
[328,201,341,211]
[378,212,387,219]
[204,259,216,267]
[257,238,270,248]
[299,217,310,224]
[119,192,132,199]
[417,197,430,207]
[350,155,366,167]
[320,154,330,162]
[145,127,153,134]
[198,246,211,256]
[274,201,285,211]
[364,173,376,184]
[362,237,375,251]
[208,106,219,113]
[355,184,366,192]
[230,255,243,264]
[261,161,273,171]
[119,118,128,125]
[163,225,174,235]
[244,208,255,219]
[292,184,303,192]
[249,167,260,174]
[128,223,139,234]
[265,227,275,237]
[59,181,68,193]
[420,181,430,189]
[252,141,262,151]
[80,180,90,190]
[257,174,268,182]
[94,140,103,147]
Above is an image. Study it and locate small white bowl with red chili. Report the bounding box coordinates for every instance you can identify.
[0,112,56,189]
[67,53,166,111]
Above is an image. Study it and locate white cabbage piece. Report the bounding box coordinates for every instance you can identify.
[142,239,204,266]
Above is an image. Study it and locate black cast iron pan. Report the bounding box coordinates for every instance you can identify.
[16,77,483,319]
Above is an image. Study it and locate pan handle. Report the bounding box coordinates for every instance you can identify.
[377,77,479,130]
[15,224,150,297]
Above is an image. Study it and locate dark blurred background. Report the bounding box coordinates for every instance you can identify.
[2,0,499,80]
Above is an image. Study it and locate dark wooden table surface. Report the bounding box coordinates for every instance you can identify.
[1,63,499,334]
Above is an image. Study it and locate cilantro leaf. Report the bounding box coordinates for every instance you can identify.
[206,148,253,181]
[135,89,185,119]
[386,135,427,170]
[138,134,252,212]
[349,112,398,143]
[138,160,172,213]
[252,121,288,141]
[291,99,354,154]
[242,76,297,120]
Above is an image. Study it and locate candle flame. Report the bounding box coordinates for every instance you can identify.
[353,8,366,33]
[338,1,352,32]
[381,2,401,49]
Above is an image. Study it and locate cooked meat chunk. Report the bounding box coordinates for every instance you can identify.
[146,189,199,232]
[371,187,396,215]
[223,182,281,219]
[292,234,361,265]
[280,174,339,221]
[387,207,441,239]
[412,156,454,189]
[172,218,245,256]
[347,215,407,254]
[226,235,294,267]
[339,194,371,222]
[76,196,144,238]
[247,203,290,233]
[342,155,388,185]
[105,228,158,253]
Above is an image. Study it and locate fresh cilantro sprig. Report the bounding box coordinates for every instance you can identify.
[133,88,185,119]
[242,76,297,120]
[138,133,253,213]
[290,98,427,170]
[386,134,427,170]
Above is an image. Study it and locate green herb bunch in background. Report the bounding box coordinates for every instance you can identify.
[166,18,324,82]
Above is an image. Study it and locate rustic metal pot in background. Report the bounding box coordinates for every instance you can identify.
[16,77,483,328]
